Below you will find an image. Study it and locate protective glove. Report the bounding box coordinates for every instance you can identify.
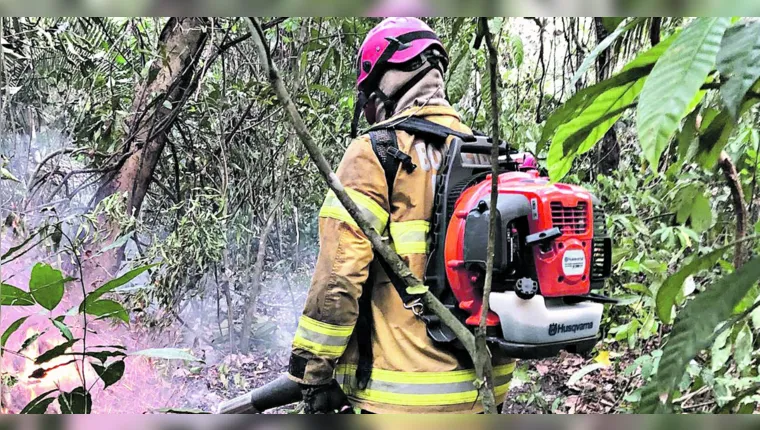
[299,380,354,414]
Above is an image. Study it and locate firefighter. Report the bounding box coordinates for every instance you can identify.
[287,17,515,414]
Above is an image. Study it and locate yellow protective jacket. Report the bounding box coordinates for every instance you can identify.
[288,105,515,414]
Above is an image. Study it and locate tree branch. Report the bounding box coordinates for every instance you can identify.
[246,15,482,388]
[718,151,749,269]
[476,17,500,415]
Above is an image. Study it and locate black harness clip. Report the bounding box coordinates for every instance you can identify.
[387,146,417,173]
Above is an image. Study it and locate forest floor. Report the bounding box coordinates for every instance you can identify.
[164,275,652,415]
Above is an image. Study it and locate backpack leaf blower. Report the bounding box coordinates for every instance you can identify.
[420,130,615,360]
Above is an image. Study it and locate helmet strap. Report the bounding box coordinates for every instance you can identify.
[351,91,369,138]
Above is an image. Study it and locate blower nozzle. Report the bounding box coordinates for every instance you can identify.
[216,374,302,414]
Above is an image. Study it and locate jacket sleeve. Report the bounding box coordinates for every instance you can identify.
[288,136,390,385]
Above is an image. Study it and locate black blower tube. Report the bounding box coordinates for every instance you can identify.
[216,374,302,414]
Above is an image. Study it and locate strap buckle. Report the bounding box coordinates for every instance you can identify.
[387,146,417,173]
[403,298,424,317]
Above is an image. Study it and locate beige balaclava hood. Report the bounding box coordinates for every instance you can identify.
[372,60,450,123]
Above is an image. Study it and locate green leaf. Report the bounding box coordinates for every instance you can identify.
[20,389,58,414]
[570,18,645,88]
[711,328,732,372]
[717,22,760,117]
[623,282,653,297]
[601,17,626,33]
[735,322,753,371]
[0,166,20,182]
[156,408,211,414]
[539,30,679,156]
[677,109,700,161]
[58,387,92,414]
[639,254,760,413]
[446,48,472,104]
[674,184,699,225]
[65,349,127,363]
[547,85,639,181]
[81,264,157,312]
[52,319,74,342]
[637,17,731,171]
[506,33,523,67]
[1,316,29,349]
[97,233,133,255]
[0,283,35,306]
[29,263,67,311]
[84,299,129,323]
[539,66,651,153]
[91,360,124,390]
[567,363,606,386]
[35,338,79,365]
[689,193,713,233]
[129,348,202,362]
[695,109,736,167]
[656,237,756,324]
[308,84,335,97]
[19,331,44,353]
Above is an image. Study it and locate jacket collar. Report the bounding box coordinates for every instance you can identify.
[372,105,461,129]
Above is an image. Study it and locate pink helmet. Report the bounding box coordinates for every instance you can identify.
[520,153,538,170]
[356,17,447,92]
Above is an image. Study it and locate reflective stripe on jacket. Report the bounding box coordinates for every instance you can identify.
[288,105,515,413]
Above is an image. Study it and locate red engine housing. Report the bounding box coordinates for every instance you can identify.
[444,170,595,326]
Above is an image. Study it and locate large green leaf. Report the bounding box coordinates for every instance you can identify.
[35,338,79,365]
[84,299,129,323]
[539,30,679,156]
[58,387,92,414]
[570,17,646,88]
[547,79,641,181]
[80,264,157,312]
[129,348,202,362]
[639,254,760,413]
[20,389,59,414]
[29,263,67,311]
[0,283,35,306]
[1,316,29,349]
[655,236,757,324]
[717,22,760,117]
[637,17,731,171]
[91,360,125,390]
[540,66,650,153]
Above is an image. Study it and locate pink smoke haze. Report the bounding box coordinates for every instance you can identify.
[0,239,187,414]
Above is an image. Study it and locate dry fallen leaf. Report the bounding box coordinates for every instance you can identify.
[594,350,611,367]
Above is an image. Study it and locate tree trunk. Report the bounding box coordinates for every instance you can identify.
[91,17,209,274]
[240,176,286,354]
[593,18,620,176]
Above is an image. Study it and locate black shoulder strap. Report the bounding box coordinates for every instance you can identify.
[369,116,477,143]
[368,129,403,199]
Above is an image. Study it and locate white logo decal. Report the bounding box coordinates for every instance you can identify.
[414,143,431,171]
[562,250,586,276]
[427,145,442,171]
[530,198,539,221]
